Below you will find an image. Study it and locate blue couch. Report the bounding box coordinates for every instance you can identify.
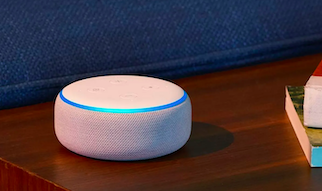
[1,0,322,109]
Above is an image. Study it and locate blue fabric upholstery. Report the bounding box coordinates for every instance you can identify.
[1,0,322,109]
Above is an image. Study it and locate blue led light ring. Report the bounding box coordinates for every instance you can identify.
[59,91,187,113]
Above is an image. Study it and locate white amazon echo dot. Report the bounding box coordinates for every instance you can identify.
[54,75,192,161]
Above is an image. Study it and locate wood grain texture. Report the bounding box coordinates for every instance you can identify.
[1,54,322,191]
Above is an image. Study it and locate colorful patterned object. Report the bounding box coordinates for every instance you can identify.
[286,86,322,167]
[288,86,322,146]
[304,61,322,127]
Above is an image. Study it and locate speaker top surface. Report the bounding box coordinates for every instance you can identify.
[60,75,186,113]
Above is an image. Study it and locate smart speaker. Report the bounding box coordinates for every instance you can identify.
[54,75,192,161]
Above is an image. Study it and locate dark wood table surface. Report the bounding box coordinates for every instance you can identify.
[1,54,322,191]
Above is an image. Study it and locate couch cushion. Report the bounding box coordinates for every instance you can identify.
[1,0,322,109]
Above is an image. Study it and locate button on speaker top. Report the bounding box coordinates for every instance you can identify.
[87,87,105,93]
[110,79,127,84]
[120,93,138,100]
[142,85,160,90]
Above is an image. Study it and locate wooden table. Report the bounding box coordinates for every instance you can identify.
[1,54,322,191]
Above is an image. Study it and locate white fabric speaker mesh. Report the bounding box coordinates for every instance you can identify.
[54,95,191,161]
